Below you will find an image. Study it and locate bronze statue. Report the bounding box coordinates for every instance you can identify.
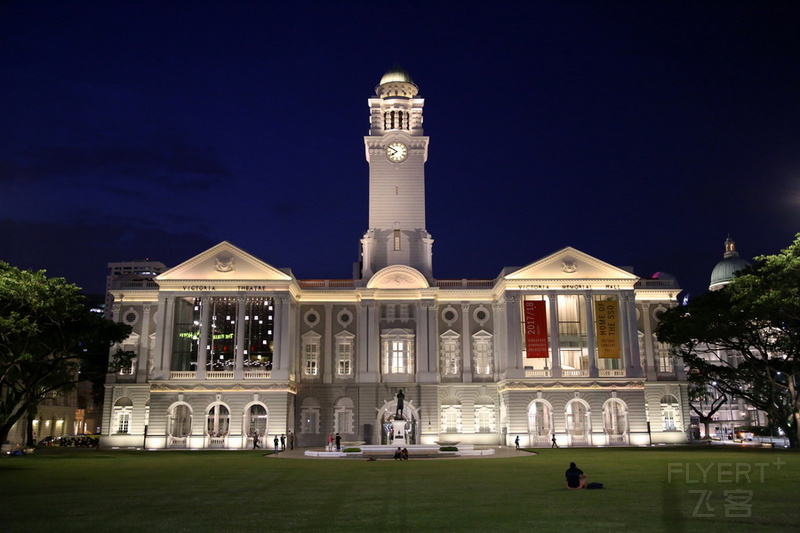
[395,389,405,419]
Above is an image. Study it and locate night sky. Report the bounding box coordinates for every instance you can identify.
[2,1,799,299]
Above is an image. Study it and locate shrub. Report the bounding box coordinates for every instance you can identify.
[343,447,361,453]
[439,446,458,452]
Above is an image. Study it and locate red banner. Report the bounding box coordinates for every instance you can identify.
[524,300,549,358]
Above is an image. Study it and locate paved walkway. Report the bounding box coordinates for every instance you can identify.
[266,445,534,459]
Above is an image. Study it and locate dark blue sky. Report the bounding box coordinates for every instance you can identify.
[1,1,799,298]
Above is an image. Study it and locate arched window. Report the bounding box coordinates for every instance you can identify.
[300,397,320,434]
[168,403,192,441]
[113,397,133,434]
[246,404,268,438]
[661,394,681,431]
[474,398,495,433]
[334,397,355,434]
[206,404,230,437]
[565,399,591,445]
[603,399,628,443]
[528,401,552,438]
[441,403,462,433]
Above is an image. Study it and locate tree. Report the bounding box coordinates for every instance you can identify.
[0,262,132,446]
[686,373,728,440]
[657,234,800,448]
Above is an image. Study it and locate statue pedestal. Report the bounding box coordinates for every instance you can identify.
[391,419,407,445]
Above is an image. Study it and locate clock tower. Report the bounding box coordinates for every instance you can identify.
[360,67,433,281]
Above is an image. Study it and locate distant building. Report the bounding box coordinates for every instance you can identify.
[101,68,689,450]
[691,237,767,439]
[104,260,166,319]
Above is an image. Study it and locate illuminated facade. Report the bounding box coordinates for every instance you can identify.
[101,69,689,449]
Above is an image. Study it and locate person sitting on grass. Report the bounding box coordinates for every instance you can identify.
[565,462,587,489]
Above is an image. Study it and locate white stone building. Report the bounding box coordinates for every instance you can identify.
[101,68,689,449]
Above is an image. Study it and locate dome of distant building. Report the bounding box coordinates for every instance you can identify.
[709,236,750,291]
[652,271,677,281]
[379,66,414,85]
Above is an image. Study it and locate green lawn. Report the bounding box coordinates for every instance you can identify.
[1,446,797,532]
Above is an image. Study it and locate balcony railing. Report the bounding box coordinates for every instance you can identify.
[298,279,356,289]
[599,369,626,377]
[206,371,234,379]
[170,371,196,379]
[525,369,552,378]
[435,279,495,288]
[243,371,271,379]
[562,369,589,377]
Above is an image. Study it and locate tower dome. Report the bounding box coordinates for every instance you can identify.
[709,236,750,291]
[375,65,419,98]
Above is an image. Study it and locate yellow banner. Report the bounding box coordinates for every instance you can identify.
[595,300,620,359]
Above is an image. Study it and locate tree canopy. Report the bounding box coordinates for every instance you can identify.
[657,234,800,447]
[0,262,131,446]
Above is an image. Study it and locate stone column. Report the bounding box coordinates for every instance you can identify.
[234,296,246,379]
[626,293,644,377]
[461,303,472,382]
[323,303,333,383]
[584,293,598,377]
[426,303,438,380]
[493,301,506,377]
[367,303,380,380]
[504,294,524,378]
[357,302,369,376]
[160,296,176,378]
[641,303,656,377]
[415,301,429,376]
[548,293,561,378]
[137,303,152,382]
[196,297,210,380]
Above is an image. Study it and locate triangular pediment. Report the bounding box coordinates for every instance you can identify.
[505,247,639,283]
[156,241,292,284]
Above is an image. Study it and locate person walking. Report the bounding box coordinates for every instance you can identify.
[288,430,294,450]
[515,435,520,450]
[335,433,341,451]
[253,432,260,450]
[273,435,279,453]
[280,434,286,451]
[551,434,559,448]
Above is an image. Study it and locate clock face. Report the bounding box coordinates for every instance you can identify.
[386,142,408,162]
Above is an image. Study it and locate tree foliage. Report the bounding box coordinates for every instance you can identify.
[657,234,800,447]
[0,262,131,446]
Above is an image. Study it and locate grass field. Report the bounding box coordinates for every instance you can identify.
[1,446,797,532]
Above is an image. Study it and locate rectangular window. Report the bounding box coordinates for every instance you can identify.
[305,343,319,376]
[391,341,406,373]
[117,412,130,434]
[337,342,352,376]
[473,338,493,375]
[381,331,414,374]
[557,294,588,370]
[171,297,201,372]
[441,337,460,376]
[394,229,401,251]
[656,342,673,372]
